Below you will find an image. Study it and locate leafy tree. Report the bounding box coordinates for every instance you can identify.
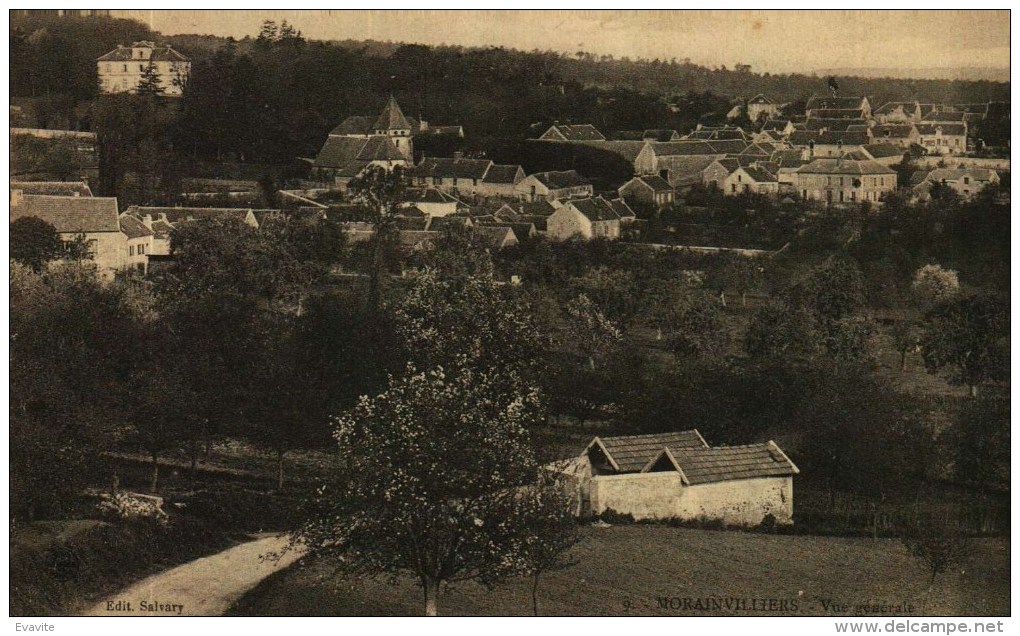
[911,263,960,310]
[489,473,582,616]
[744,300,816,361]
[820,316,877,365]
[716,254,764,308]
[564,294,622,370]
[667,292,728,362]
[569,266,641,329]
[293,362,546,616]
[10,216,62,271]
[919,293,1008,397]
[943,396,1009,491]
[799,255,867,325]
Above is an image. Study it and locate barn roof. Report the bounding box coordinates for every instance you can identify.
[586,431,798,484]
[11,195,120,233]
[589,431,709,473]
[11,181,93,197]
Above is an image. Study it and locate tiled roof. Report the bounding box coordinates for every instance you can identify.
[11,195,120,233]
[517,214,548,231]
[97,43,190,62]
[414,157,492,180]
[314,136,405,169]
[473,225,517,250]
[567,197,620,223]
[591,431,709,473]
[916,123,967,136]
[579,140,649,163]
[922,110,966,122]
[150,219,173,239]
[805,118,869,132]
[398,229,440,247]
[131,207,254,225]
[927,168,998,182]
[806,96,867,111]
[762,119,791,131]
[482,164,524,184]
[672,442,799,485]
[402,187,465,205]
[613,130,646,141]
[650,141,723,157]
[329,115,375,136]
[372,96,412,131]
[810,108,865,119]
[873,124,916,139]
[813,131,870,146]
[11,181,92,197]
[796,158,897,176]
[506,222,537,240]
[629,175,673,192]
[748,94,773,105]
[428,215,473,231]
[119,213,153,239]
[770,149,805,167]
[531,170,591,189]
[606,198,635,219]
[740,165,778,182]
[546,124,606,141]
[863,143,907,159]
[518,200,559,217]
[874,101,919,115]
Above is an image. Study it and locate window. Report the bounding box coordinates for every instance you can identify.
[129,245,135,256]
[452,177,458,186]
[140,64,145,71]
[880,178,885,187]
[802,189,807,199]
[826,176,832,185]
[839,177,844,187]
[963,176,970,185]
[432,177,440,186]
[737,174,742,182]
[472,178,478,187]
[123,64,128,72]
[139,244,145,255]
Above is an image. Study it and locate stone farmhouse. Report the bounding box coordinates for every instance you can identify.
[912,167,1000,201]
[538,123,606,142]
[97,41,190,96]
[805,96,872,119]
[515,170,593,202]
[412,157,525,197]
[555,430,799,525]
[9,190,153,278]
[916,123,968,155]
[546,196,628,241]
[746,94,781,122]
[618,174,674,207]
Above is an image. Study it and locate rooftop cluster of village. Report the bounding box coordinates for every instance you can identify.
[12,43,1009,282]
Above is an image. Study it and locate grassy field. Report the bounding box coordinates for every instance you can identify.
[227,525,1009,617]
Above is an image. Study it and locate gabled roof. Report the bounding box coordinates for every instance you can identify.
[314,136,405,170]
[649,141,722,157]
[586,431,798,484]
[372,95,412,131]
[916,123,967,136]
[671,442,799,485]
[748,94,773,105]
[711,157,741,174]
[588,431,709,473]
[482,164,524,184]
[874,101,919,116]
[11,181,92,197]
[518,200,560,217]
[544,124,606,141]
[738,165,778,183]
[516,214,549,232]
[796,158,897,176]
[530,170,591,190]
[414,156,493,180]
[770,149,805,167]
[11,195,120,233]
[119,213,153,239]
[626,174,673,192]
[473,225,518,250]
[565,197,620,223]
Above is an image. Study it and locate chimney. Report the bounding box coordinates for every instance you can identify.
[142,214,153,229]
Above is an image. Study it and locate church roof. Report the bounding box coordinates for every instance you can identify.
[372,96,412,132]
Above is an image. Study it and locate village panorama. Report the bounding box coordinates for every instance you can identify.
[8,9,1010,622]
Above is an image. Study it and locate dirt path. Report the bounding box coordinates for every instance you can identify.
[84,535,304,617]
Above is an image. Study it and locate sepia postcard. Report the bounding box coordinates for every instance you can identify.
[7,8,1010,629]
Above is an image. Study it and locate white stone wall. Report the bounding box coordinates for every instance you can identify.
[589,473,794,526]
[546,207,592,241]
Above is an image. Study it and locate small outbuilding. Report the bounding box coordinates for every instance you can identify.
[555,430,799,526]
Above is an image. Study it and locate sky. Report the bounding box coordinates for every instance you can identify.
[113,10,1010,75]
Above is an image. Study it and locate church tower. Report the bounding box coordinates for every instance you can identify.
[372,95,414,161]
